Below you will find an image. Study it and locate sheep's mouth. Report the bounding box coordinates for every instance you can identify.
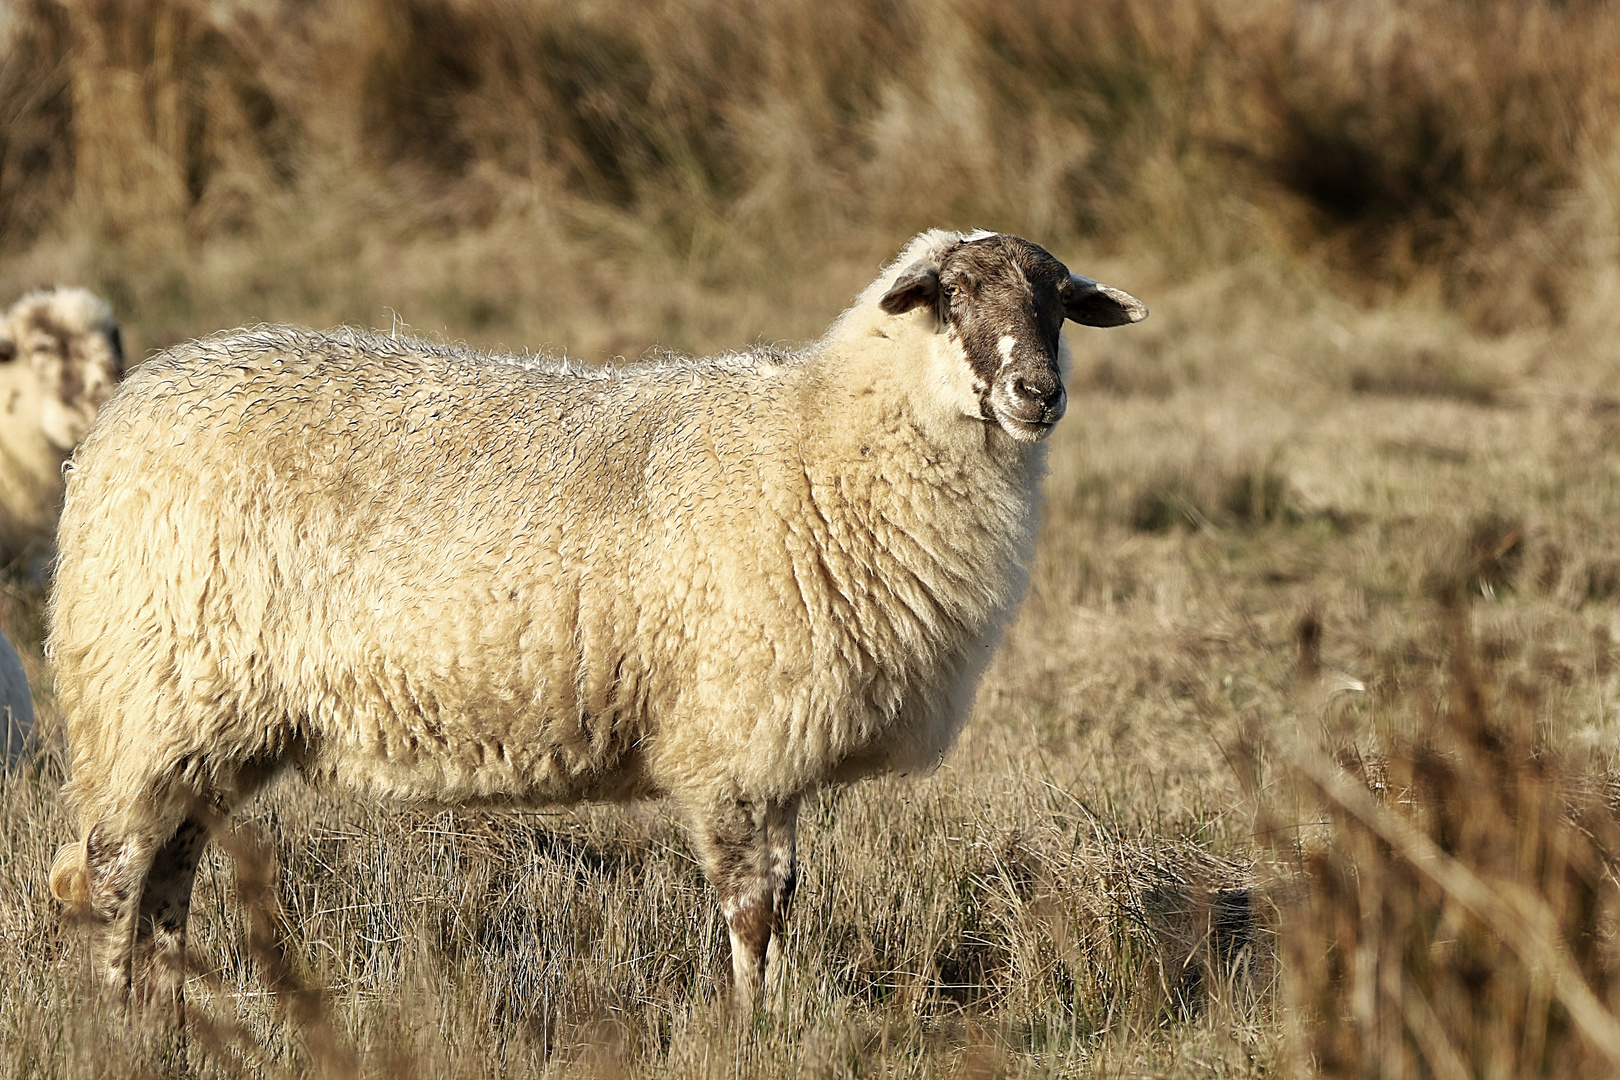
[988,385,1065,442]
[992,411,1058,442]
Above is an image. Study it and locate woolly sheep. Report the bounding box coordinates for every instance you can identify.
[1,629,33,767]
[47,229,1146,1008]
[0,287,125,573]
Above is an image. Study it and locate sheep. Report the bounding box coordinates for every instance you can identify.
[1,629,34,767]
[0,287,125,574]
[47,229,1146,1009]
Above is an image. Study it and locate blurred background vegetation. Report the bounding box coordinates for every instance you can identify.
[4,0,1618,356]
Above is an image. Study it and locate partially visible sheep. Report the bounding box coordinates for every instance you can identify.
[48,229,1146,1009]
[0,629,33,767]
[0,287,125,572]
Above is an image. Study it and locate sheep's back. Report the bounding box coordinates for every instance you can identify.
[51,327,776,809]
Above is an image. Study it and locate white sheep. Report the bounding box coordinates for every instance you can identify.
[1,629,34,767]
[47,229,1145,1007]
[0,287,125,573]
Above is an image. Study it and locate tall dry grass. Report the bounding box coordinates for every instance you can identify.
[1279,599,1620,1078]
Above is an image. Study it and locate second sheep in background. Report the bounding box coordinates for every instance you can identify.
[0,287,125,574]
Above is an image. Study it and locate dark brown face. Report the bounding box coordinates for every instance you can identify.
[880,233,1146,442]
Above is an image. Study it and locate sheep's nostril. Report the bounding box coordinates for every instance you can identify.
[1013,378,1060,406]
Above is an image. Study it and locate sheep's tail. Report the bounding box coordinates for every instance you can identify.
[49,839,89,911]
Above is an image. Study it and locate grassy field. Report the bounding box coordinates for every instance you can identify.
[6,0,1620,1075]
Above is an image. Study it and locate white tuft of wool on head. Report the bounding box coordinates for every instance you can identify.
[47,231,1144,1007]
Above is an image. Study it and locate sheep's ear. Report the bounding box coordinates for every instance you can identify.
[879,260,941,316]
[1062,274,1148,327]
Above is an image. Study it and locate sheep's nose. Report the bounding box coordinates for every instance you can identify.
[1012,377,1065,420]
[1013,377,1053,404]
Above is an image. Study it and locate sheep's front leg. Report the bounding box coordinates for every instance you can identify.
[693,796,800,1006]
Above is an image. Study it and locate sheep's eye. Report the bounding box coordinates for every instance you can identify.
[941,283,956,300]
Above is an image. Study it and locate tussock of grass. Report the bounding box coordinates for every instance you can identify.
[1127,456,1302,534]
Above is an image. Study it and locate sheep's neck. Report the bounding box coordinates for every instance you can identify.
[797,343,1047,642]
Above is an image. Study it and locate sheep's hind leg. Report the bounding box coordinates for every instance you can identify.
[58,822,153,1001]
[131,817,209,1023]
[55,809,210,1020]
[763,798,800,985]
[48,814,207,1078]
[692,796,802,1008]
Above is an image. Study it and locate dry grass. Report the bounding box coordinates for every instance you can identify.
[1278,601,1620,1078]
[7,0,1620,1075]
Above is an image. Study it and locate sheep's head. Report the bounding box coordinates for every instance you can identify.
[879,232,1146,442]
[0,288,124,453]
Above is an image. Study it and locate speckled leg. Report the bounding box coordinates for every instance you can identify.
[694,796,806,1007]
[132,819,208,1023]
[81,821,162,1001]
[763,798,800,983]
[694,799,770,1003]
[80,817,206,1022]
